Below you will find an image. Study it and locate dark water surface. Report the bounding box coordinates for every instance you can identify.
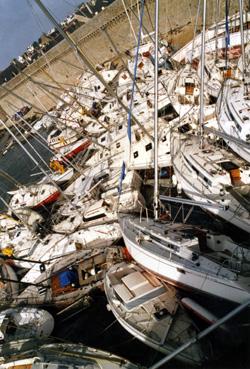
[0,129,52,210]
[53,291,250,369]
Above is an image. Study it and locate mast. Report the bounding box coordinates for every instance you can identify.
[239,0,246,82]
[225,0,230,70]
[154,0,159,220]
[215,0,220,61]
[199,0,206,146]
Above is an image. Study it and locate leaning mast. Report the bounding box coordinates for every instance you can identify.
[199,0,207,147]
[154,0,159,220]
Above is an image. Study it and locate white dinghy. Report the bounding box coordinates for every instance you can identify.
[105,261,212,366]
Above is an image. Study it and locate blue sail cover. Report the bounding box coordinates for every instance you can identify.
[58,269,78,288]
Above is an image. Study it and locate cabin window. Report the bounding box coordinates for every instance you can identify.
[138,61,144,69]
[101,137,106,142]
[100,153,103,159]
[227,107,242,131]
[158,103,178,121]
[119,125,123,130]
[162,135,167,142]
[219,161,239,172]
[135,132,141,141]
[184,156,199,175]
[235,121,242,132]
[168,243,179,252]
[126,91,132,101]
[203,176,212,186]
[178,123,192,133]
[41,190,45,195]
[116,142,121,149]
[133,151,139,158]
[185,82,195,95]
[177,268,186,274]
[145,143,152,151]
[50,129,61,139]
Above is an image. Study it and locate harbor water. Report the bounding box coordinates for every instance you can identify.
[0,130,52,209]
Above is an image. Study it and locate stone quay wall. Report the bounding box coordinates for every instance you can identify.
[0,0,242,117]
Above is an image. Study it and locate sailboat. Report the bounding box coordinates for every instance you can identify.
[16,246,124,309]
[8,183,61,210]
[1,342,140,369]
[217,77,250,163]
[119,215,250,304]
[172,132,250,232]
[216,4,250,163]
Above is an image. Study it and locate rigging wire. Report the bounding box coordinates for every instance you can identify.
[11,58,111,135]
[190,0,201,66]
[26,0,95,119]
[121,0,138,43]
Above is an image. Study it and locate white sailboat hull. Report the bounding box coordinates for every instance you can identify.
[121,226,250,304]
[174,163,250,233]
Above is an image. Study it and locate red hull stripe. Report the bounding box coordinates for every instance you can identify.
[64,140,91,159]
[33,190,61,208]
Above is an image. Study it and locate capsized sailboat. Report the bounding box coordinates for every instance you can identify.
[8,183,60,210]
[217,78,250,163]
[16,246,124,309]
[1,342,140,369]
[172,133,250,233]
[119,215,250,304]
